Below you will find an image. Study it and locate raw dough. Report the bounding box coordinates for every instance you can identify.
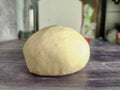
[23,25,90,76]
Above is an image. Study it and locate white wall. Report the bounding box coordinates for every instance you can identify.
[105,0,120,30]
[0,0,18,42]
[38,0,82,32]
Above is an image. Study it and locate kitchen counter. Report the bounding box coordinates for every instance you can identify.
[0,39,120,90]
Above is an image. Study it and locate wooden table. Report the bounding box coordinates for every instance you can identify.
[0,39,120,90]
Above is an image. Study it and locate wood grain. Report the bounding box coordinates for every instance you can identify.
[0,39,120,90]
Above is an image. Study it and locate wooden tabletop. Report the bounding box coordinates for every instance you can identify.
[0,39,120,90]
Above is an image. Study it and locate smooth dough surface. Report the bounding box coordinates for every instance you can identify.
[23,25,90,76]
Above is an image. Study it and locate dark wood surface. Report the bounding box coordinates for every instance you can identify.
[0,39,120,90]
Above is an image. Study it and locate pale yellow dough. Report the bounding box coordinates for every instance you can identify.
[23,25,90,76]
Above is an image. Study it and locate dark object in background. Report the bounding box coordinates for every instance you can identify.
[18,30,36,39]
[115,23,120,32]
[116,32,120,44]
[116,24,120,44]
[16,0,39,39]
[112,0,120,4]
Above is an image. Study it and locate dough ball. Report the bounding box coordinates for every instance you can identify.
[23,25,90,76]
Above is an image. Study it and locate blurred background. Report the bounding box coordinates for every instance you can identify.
[0,0,120,44]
